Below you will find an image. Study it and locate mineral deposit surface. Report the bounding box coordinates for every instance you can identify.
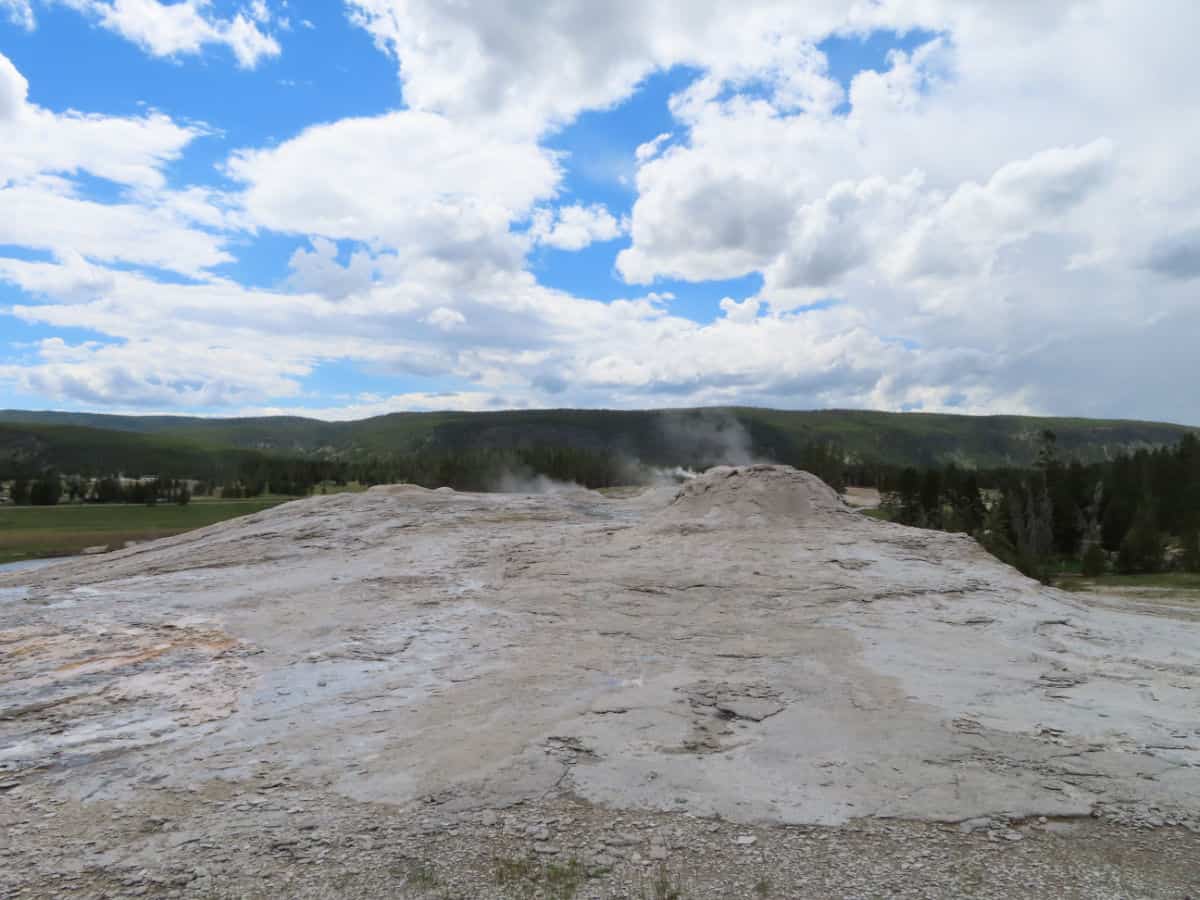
[2,466,1198,898]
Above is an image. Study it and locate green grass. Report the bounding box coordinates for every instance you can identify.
[1056,571,1200,594]
[0,499,285,564]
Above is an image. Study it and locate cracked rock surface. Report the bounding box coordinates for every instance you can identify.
[2,464,1199,897]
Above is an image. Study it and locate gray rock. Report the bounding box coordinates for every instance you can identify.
[605,831,640,847]
[715,699,786,722]
[958,817,992,834]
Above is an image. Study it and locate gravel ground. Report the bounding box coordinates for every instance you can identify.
[3,782,1199,899]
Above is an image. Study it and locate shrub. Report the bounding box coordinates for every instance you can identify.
[1182,531,1200,573]
[28,474,62,506]
[1117,513,1165,574]
[1081,543,1107,577]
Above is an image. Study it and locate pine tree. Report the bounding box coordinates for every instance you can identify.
[954,472,987,534]
[919,469,943,529]
[1117,507,1165,574]
[896,468,921,525]
[1007,479,1054,582]
[10,478,30,505]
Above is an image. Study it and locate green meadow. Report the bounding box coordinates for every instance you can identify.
[0,499,286,564]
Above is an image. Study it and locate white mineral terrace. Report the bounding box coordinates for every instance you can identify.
[2,466,1198,828]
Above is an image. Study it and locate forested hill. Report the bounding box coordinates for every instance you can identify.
[0,407,1194,476]
[0,422,260,481]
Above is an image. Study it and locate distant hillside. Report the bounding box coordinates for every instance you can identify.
[734,408,1196,467]
[0,422,257,479]
[0,407,1195,476]
[0,411,341,452]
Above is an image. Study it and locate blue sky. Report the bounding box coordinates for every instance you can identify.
[1,2,1197,423]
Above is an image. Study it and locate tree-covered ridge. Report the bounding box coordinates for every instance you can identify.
[1,407,1194,469]
[0,423,261,480]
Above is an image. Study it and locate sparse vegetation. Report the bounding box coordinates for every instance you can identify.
[493,855,539,885]
[492,854,585,900]
[403,861,440,890]
[641,865,685,900]
[542,858,587,898]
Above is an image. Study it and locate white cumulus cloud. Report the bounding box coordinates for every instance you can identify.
[344,0,895,137]
[0,52,229,277]
[57,0,281,68]
[0,52,200,189]
[227,110,561,266]
[530,204,626,251]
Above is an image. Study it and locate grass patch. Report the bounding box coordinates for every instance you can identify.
[493,855,586,899]
[641,865,686,900]
[543,859,587,898]
[403,862,439,890]
[1057,572,1200,595]
[0,499,285,564]
[494,855,539,886]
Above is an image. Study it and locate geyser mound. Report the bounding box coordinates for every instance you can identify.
[2,464,1198,836]
[658,464,851,527]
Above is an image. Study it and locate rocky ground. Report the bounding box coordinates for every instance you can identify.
[2,466,1198,898]
[3,787,1198,899]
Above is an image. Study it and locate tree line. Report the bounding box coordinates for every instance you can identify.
[875,431,1200,580]
[7,430,1198,584]
[7,472,194,506]
[4,439,848,504]
[2,448,645,504]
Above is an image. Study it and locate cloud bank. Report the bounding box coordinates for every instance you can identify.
[1,1,1198,424]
